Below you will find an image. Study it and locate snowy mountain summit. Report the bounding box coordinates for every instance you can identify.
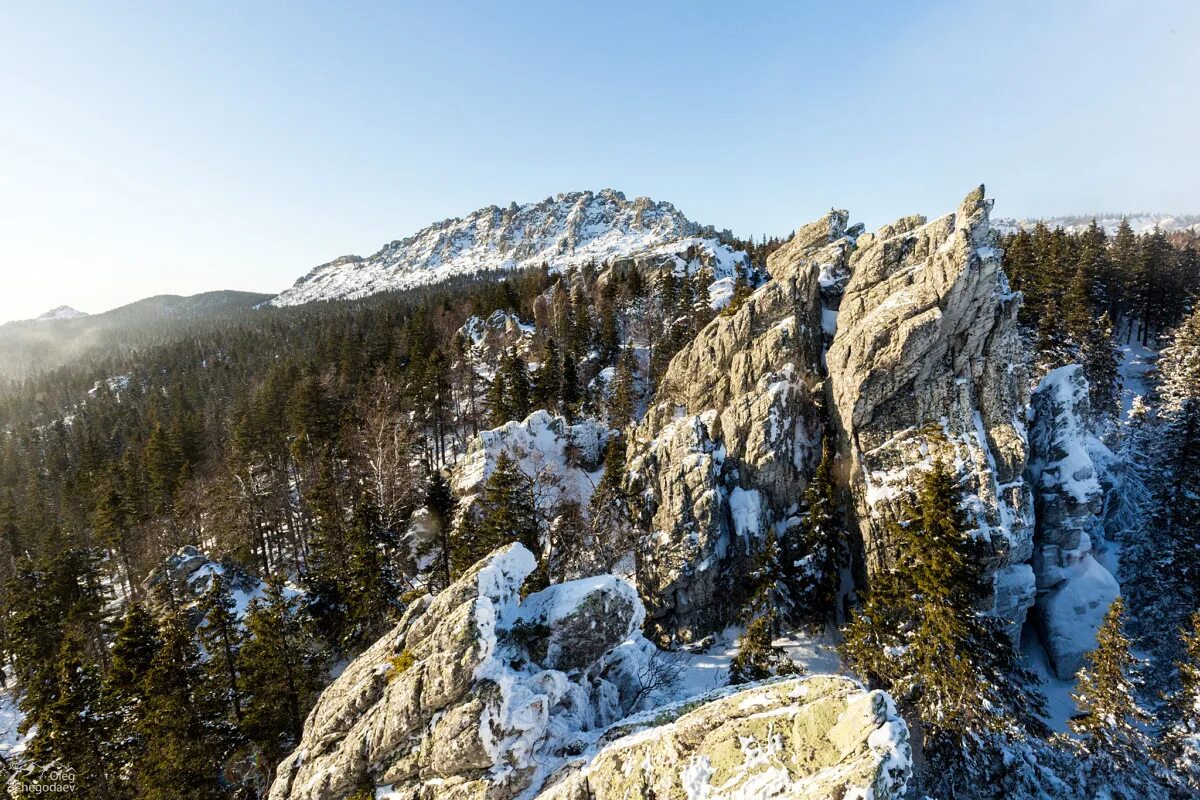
[35,305,88,321]
[270,189,746,306]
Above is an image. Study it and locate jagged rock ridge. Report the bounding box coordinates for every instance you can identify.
[826,187,1036,638]
[626,212,853,642]
[271,189,747,306]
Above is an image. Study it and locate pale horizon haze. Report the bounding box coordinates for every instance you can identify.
[1,0,1197,323]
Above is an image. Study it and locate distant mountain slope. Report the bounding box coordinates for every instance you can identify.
[35,305,89,321]
[994,212,1200,236]
[271,189,746,306]
[0,290,270,379]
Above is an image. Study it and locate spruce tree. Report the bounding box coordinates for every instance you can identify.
[133,607,227,800]
[197,573,245,724]
[502,348,532,422]
[475,451,540,568]
[238,579,323,770]
[532,338,561,412]
[729,611,802,684]
[840,461,1045,790]
[1070,597,1161,793]
[559,353,579,420]
[425,471,456,590]
[607,346,637,427]
[102,602,161,789]
[487,371,510,426]
[23,633,114,800]
[792,439,844,626]
[1160,612,1200,793]
[1081,311,1121,419]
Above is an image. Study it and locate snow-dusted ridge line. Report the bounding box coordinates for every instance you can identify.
[270,189,747,306]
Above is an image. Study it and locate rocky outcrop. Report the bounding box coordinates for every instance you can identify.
[539,677,910,800]
[454,410,609,518]
[825,187,1036,638]
[268,544,655,800]
[454,310,536,365]
[626,213,853,642]
[142,545,267,627]
[267,545,910,800]
[1027,365,1120,678]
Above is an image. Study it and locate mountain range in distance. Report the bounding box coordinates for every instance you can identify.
[19,192,1200,324]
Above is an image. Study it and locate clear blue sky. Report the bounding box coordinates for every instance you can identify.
[2,0,1197,322]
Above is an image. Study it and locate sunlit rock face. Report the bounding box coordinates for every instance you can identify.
[826,187,1036,638]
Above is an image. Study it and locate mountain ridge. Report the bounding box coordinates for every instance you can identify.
[270,188,747,307]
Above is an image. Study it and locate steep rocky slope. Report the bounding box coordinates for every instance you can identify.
[271,190,747,306]
[626,186,1039,642]
[626,212,852,642]
[827,187,1036,638]
[267,544,910,800]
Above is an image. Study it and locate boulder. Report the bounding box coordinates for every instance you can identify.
[268,545,654,800]
[538,676,910,800]
[825,186,1036,639]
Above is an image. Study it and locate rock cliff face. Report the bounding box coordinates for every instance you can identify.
[627,187,1038,642]
[267,544,911,800]
[1027,365,1120,678]
[626,213,852,642]
[826,187,1036,637]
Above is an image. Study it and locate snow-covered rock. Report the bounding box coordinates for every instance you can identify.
[267,544,909,800]
[271,190,748,307]
[141,545,279,626]
[1027,365,1120,678]
[453,310,536,368]
[827,186,1036,640]
[454,410,609,514]
[269,545,657,800]
[538,677,911,800]
[626,212,847,642]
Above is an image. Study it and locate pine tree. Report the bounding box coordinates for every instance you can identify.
[1070,596,1161,793]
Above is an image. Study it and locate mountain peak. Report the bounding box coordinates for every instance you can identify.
[270,189,738,307]
[35,305,88,321]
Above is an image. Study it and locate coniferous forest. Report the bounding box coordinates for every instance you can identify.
[1,219,1199,800]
